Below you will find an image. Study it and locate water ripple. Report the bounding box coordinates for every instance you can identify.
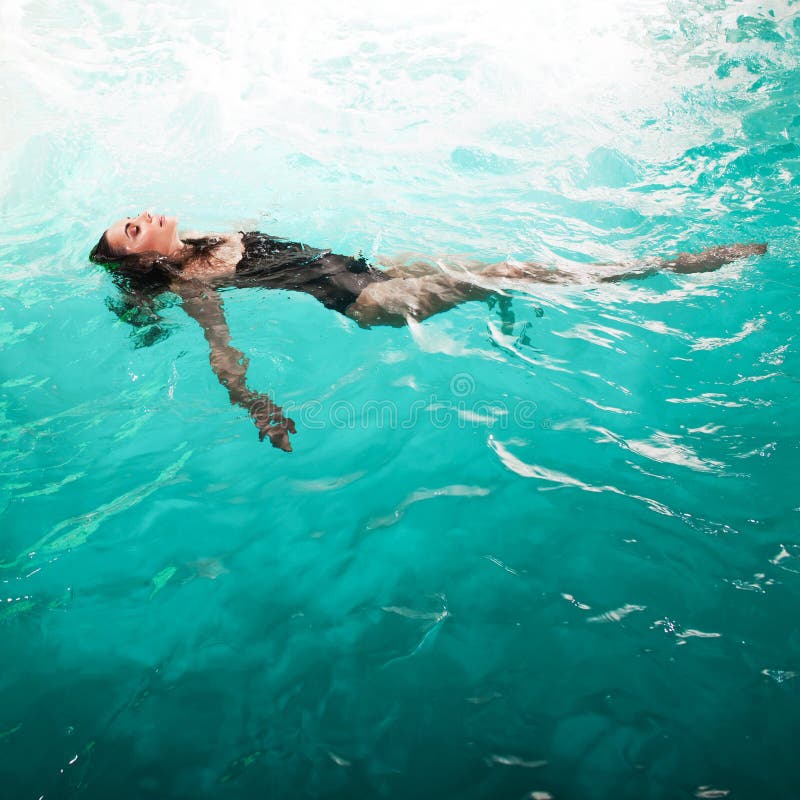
[2,447,192,572]
[690,317,766,351]
[367,484,490,529]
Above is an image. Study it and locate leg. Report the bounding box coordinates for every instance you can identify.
[348,243,768,327]
[596,242,767,282]
[381,260,444,279]
[348,258,584,328]
[661,242,767,274]
[346,272,494,328]
[379,256,486,279]
[467,246,768,283]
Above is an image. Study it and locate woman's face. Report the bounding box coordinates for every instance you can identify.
[105,211,182,257]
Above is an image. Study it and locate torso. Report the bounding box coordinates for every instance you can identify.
[234,231,392,314]
[170,232,391,314]
[173,231,392,315]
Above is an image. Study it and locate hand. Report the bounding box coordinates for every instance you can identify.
[244,392,297,451]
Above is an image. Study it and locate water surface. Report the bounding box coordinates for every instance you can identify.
[1,1,799,798]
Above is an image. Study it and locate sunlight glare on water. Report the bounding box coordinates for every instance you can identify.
[1,1,799,798]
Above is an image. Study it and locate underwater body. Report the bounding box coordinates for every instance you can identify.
[1,0,799,798]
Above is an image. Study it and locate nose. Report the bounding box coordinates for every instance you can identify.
[140,210,153,223]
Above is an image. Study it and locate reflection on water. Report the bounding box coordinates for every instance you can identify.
[1,1,799,798]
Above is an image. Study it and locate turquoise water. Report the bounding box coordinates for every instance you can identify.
[2,1,800,797]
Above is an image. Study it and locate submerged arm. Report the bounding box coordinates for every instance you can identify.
[176,284,296,451]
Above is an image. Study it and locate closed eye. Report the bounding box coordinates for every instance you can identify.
[124,223,139,239]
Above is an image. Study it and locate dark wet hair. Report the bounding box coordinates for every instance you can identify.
[90,230,224,348]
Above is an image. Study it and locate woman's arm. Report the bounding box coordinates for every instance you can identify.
[176,284,296,451]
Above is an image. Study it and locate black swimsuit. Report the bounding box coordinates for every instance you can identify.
[233,232,391,314]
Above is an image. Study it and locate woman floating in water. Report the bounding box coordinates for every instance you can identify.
[90,211,766,451]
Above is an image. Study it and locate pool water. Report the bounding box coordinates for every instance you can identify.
[2,1,800,798]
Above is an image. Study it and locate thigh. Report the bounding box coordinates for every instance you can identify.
[380,256,488,279]
[378,259,438,278]
[346,273,488,327]
[480,260,576,283]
